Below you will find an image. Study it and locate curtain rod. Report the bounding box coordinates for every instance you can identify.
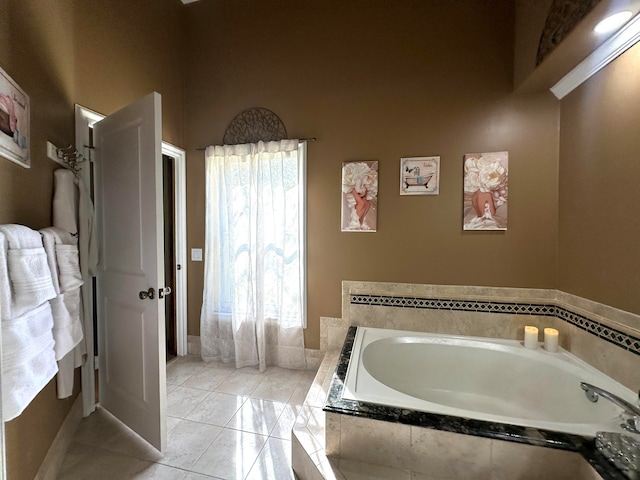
[196,137,316,151]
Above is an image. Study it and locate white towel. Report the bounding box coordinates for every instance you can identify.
[0,225,57,318]
[53,169,78,236]
[55,244,83,292]
[1,301,58,421]
[53,170,95,398]
[2,303,55,360]
[0,227,60,419]
[7,248,57,309]
[0,232,13,322]
[40,227,84,362]
[76,175,98,276]
[0,223,43,251]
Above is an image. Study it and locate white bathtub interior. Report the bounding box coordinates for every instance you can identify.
[342,327,637,437]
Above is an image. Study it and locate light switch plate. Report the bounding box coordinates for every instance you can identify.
[191,248,203,261]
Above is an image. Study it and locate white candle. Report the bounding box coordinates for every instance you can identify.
[544,328,559,352]
[524,326,539,349]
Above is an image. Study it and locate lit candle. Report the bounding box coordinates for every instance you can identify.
[544,328,559,353]
[524,326,539,349]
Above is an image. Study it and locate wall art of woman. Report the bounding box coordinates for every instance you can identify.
[341,161,378,232]
[462,151,508,231]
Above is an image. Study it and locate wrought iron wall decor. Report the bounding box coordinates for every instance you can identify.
[222,107,288,145]
[537,0,601,66]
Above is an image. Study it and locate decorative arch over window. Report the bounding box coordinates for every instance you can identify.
[222,107,288,145]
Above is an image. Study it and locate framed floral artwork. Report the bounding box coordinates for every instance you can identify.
[400,156,440,195]
[341,161,378,232]
[0,66,30,168]
[463,151,508,231]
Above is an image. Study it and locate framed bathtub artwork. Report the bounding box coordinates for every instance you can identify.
[463,151,508,231]
[400,156,440,195]
[341,160,378,232]
[0,66,30,168]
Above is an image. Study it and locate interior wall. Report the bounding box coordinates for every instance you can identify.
[183,0,561,349]
[0,1,184,479]
[514,0,554,88]
[558,42,640,316]
[0,2,78,479]
[71,0,185,145]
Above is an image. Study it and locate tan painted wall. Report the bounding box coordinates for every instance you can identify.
[0,1,184,478]
[2,0,637,478]
[183,0,560,349]
[1,2,78,479]
[513,0,553,88]
[71,1,185,145]
[558,42,640,316]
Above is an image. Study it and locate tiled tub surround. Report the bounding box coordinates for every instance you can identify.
[340,327,636,438]
[291,283,640,479]
[342,282,640,392]
[324,327,624,480]
[291,335,608,479]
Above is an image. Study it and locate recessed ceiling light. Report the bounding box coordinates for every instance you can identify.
[594,11,633,34]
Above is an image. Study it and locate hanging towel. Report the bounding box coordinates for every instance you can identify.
[53,169,78,236]
[2,303,56,362]
[0,225,57,317]
[1,304,58,421]
[7,248,57,309]
[52,169,93,398]
[55,245,83,292]
[0,229,59,421]
[76,175,98,276]
[40,227,84,362]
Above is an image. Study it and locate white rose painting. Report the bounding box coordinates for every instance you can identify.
[463,151,508,231]
[341,161,378,232]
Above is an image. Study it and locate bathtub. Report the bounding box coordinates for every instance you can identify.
[341,327,637,437]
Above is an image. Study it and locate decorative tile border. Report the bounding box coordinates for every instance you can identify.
[350,294,640,357]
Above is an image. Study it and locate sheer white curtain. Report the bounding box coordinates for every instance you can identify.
[200,140,306,372]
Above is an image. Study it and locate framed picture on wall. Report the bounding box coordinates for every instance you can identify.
[0,66,30,168]
[463,151,508,231]
[400,156,440,195]
[341,160,378,232]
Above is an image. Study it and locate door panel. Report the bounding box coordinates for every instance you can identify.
[93,92,166,451]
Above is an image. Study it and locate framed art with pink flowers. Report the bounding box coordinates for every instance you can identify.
[0,66,30,168]
[341,160,378,232]
[463,151,508,231]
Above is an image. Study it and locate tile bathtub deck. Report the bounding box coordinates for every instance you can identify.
[56,355,320,480]
[318,327,628,480]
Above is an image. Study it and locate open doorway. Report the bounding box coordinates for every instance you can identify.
[163,153,177,361]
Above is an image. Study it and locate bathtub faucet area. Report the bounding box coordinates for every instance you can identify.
[581,381,640,433]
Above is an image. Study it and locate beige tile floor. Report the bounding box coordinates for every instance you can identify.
[57,355,319,479]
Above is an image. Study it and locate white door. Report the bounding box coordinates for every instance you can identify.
[93,92,166,451]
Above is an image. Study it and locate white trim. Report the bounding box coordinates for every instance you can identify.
[75,105,188,416]
[299,141,308,328]
[161,142,188,356]
[75,105,100,417]
[551,13,640,99]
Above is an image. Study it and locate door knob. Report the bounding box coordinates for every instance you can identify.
[159,287,172,299]
[139,288,155,300]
